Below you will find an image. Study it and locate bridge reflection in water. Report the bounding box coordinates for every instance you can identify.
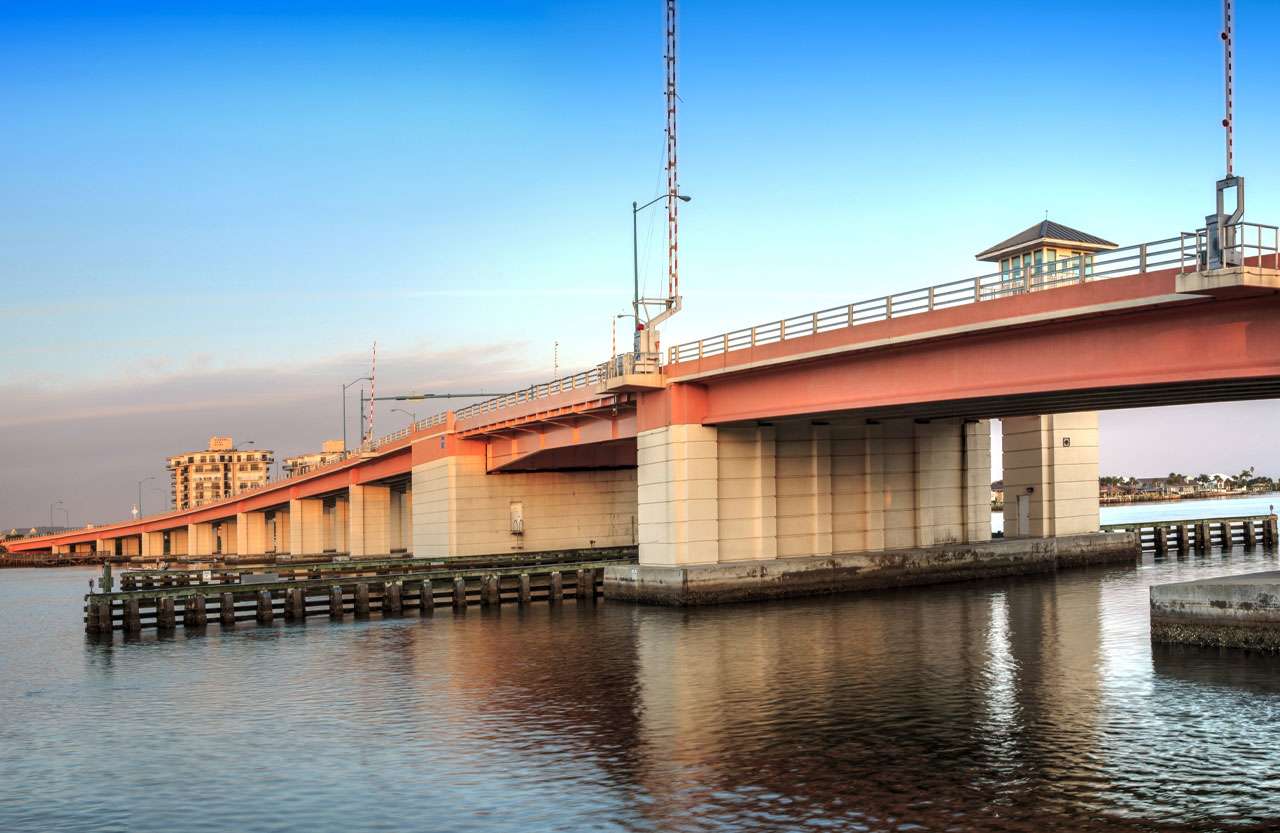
[6,548,1280,832]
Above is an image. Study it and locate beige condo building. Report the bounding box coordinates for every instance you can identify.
[282,440,347,477]
[167,436,275,510]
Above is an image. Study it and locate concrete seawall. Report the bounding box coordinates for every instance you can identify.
[604,532,1137,606]
[1151,572,1280,650]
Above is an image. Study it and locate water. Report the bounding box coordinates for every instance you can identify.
[4,507,1280,831]
[991,491,1280,535]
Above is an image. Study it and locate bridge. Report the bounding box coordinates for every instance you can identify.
[10,222,1280,602]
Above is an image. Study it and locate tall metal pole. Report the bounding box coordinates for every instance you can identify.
[342,383,347,453]
[1223,0,1234,177]
[665,0,679,302]
[632,200,640,352]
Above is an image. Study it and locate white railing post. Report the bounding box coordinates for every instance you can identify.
[1138,243,1148,273]
[811,311,819,334]
[885,297,893,319]
[846,304,854,327]
[779,320,786,340]
[750,326,757,347]
[927,286,935,311]
[973,277,982,301]
[722,334,729,354]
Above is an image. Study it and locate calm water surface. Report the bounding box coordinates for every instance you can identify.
[4,505,1280,832]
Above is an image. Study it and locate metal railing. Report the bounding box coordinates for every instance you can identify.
[599,351,662,380]
[1180,222,1280,273]
[667,222,1279,364]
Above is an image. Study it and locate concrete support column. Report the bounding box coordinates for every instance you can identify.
[219,519,237,555]
[775,423,833,558]
[716,425,777,561]
[349,483,392,557]
[637,425,719,566]
[236,512,267,557]
[412,459,453,557]
[289,498,324,557]
[1002,412,1099,538]
[94,538,109,554]
[273,508,289,554]
[962,420,994,543]
[389,486,411,553]
[187,522,218,556]
[882,418,918,549]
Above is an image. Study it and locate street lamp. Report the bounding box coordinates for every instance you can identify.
[136,477,155,519]
[342,377,372,452]
[50,499,64,530]
[391,407,417,427]
[632,193,691,351]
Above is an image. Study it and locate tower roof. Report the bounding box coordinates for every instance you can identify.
[975,220,1118,261]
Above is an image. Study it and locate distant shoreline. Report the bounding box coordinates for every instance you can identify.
[991,491,1278,513]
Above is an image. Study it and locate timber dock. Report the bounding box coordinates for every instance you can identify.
[1100,513,1277,553]
[84,547,635,634]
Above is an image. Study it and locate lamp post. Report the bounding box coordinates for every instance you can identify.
[136,477,155,519]
[50,499,63,530]
[342,377,372,452]
[632,193,691,351]
[391,407,417,427]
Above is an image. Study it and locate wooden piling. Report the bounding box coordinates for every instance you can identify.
[355,583,370,617]
[1194,521,1209,552]
[1266,516,1278,547]
[576,569,591,599]
[419,579,433,614]
[385,582,402,616]
[156,597,176,631]
[85,600,101,634]
[549,571,563,603]
[329,586,344,620]
[220,592,236,627]
[1153,526,1168,554]
[186,595,207,627]
[256,590,273,625]
[1244,520,1256,550]
[286,587,305,621]
[1176,524,1189,552]
[124,598,142,634]
[481,574,499,607]
[518,573,531,605]
[1219,521,1233,551]
[453,577,467,610]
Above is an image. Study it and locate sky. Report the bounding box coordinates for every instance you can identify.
[2,0,1278,528]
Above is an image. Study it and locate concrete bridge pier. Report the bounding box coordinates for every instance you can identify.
[349,483,391,557]
[289,497,325,556]
[1002,412,1100,539]
[410,438,637,558]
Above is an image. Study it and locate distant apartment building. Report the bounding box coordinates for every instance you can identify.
[167,436,275,510]
[282,440,347,478]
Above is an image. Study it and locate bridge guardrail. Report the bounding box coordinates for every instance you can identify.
[665,222,1279,364]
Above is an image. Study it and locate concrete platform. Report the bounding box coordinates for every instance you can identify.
[604,532,1137,606]
[1151,571,1280,651]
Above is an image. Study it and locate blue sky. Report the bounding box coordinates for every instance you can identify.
[1,1,1278,526]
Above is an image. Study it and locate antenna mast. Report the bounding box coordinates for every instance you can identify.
[666,0,679,302]
[1206,0,1244,269]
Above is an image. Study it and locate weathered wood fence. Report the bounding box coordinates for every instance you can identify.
[1100,514,1278,553]
[85,548,635,634]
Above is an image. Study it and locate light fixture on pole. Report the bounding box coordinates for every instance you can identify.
[50,499,63,530]
[341,377,371,452]
[391,407,417,426]
[632,193,691,351]
[136,477,155,519]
